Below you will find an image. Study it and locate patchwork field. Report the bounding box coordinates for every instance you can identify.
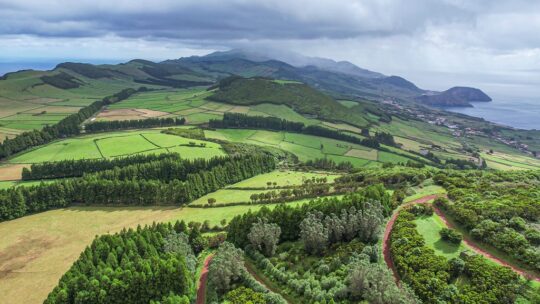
[0,70,142,139]
[0,200,312,304]
[204,128,417,167]
[481,151,540,170]
[7,129,225,163]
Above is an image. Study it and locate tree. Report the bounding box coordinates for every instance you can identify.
[208,242,245,293]
[248,219,281,257]
[348,262,419,304]
[207,198,217,206]
[300,212,328,255]
[225,287,265,304]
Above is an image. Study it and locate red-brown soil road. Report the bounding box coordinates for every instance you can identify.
[383,194,540,283]
[195,254,214,304]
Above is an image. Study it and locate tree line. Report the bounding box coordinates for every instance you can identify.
[84,117,185,133]
[209,112,397,149]
[22,153,182,180]
[0,87,142,159]
[226,185,391,249]
[0,154,275,221]
[45,221,198,304]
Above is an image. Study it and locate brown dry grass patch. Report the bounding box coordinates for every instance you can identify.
[0,164,29,181]
[345,148,378,160]
[96,108,171,121]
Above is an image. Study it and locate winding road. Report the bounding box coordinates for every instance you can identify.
[382,194,540,283]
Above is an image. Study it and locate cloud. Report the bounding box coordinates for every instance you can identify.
[0,0,539,97]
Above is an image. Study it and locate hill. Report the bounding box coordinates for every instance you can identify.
[207,77,370,127]
[416,86,492,107]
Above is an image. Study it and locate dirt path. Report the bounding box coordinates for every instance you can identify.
[195,255,213,304]
[382,194,441,282]
[382,194,540,283]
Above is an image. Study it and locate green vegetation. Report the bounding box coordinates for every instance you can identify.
[414,214,465,259]
[8,130,224,163]
[435,170,540,273]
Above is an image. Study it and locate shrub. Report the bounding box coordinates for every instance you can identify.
[439,228,462,244]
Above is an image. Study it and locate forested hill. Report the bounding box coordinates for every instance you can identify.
[207,77,369,127]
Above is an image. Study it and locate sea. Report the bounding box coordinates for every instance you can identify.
[442,98,540,130]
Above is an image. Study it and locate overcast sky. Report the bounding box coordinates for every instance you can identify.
[1,0,539,98]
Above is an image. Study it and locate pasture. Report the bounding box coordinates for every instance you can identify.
[205,128,415,167]
[0,200,312,304]
[229,170,342,188]
[414,214,465,259]
[8,129,225,163]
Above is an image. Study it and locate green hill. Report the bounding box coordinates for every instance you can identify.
[208,77,370,127]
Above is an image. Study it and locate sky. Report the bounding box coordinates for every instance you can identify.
[1,0,540,99]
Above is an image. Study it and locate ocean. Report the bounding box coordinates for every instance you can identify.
[443,98,540,130]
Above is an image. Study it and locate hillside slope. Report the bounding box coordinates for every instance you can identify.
[207,77,371,127]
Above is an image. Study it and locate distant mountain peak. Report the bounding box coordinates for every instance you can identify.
[416,86,492,107]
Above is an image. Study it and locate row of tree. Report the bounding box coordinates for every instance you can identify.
[0,87,141,159]
[21,153,182,180]
[84,117,185,133]
[0,154,275,221]
[209,112,397,149]
[226,185,391,249]
[45,221,198,304]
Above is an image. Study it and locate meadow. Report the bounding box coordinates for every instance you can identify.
[7,129,225,164]
[0,200,313,304]
[414,214,465,259]
[229,170,341,188]
[205,128,412,167]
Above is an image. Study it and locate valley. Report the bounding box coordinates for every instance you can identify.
[0,50,539,304]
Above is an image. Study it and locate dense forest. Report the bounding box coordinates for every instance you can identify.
[45,221,198,304]
[22,153,182,180]
[0,154,275,221]
[434,170,540,271]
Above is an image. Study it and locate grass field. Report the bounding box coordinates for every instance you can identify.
[204,128,416,167]
[229,170,341,188]
[0,200,313,304]
[481,152,540,170]
[414,214,465,259]
[7,129,225,163]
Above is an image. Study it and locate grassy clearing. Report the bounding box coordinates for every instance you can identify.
[0,200,311,304]
[414,214,465,259]
[481,152,540,170]
[229,170,341,188]
[8,130,225,163]
[404,184,446,203]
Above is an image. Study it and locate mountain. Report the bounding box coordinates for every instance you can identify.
[416,87,492,107]
[201,49,384,78]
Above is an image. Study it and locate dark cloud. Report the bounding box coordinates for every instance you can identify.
[0,0,475,40]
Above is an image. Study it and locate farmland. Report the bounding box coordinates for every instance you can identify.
[205,128,413,167]
[7,129,225,164]
[0,200,313,304]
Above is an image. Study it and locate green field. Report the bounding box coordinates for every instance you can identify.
[0,199,312,304]
[204,128,415,167]
[8,129,225,163]
[229,170,341,188]
[414,214,465,259]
